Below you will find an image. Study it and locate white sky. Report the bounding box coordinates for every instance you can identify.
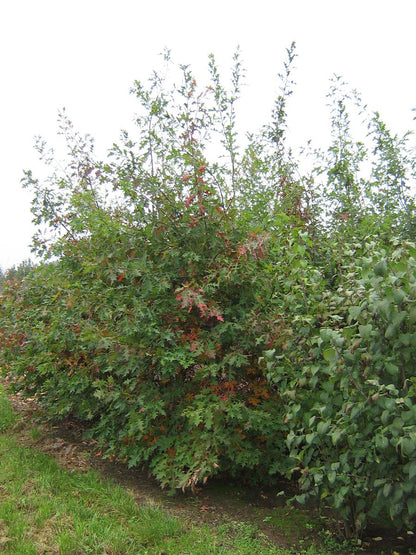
[1,0,415,269]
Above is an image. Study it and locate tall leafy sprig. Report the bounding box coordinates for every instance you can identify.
[208,47,244,197]
[367,111,416,239]
[238,42,310,227]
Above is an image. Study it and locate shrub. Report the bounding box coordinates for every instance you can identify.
[265,238,416,535]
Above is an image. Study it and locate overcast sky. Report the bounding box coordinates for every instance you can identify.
[1,0,415,269]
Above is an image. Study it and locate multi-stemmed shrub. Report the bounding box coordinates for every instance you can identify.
[262,236,416,535]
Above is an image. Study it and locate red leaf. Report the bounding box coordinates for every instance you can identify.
[185,194,196,208]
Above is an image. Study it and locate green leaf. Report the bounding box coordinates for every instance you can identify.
[385,324,396,339]
[407,461,416,480]
[317,421,330,435]
[323,348,337,363]
[393,287,406,304]
[400,437,416,457]
[374,259,388,277]
[376,299,391,320]
[331,429,343,446]
[306,433,316,445]
[375,435,389,450]
[389,502,404,519]
[385,363,399,377]
[348,305,362,322]
[383,483,393,498]
[359,324,372,340]
[327,470,336,484]
[408,498,416,516]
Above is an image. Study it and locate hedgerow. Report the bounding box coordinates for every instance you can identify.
[1,44,416,537]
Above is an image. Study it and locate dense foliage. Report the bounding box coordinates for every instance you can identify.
[1,45,416,537]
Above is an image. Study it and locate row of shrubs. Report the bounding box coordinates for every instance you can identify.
[1,46,416,536]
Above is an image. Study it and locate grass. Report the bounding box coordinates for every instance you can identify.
[0,387,331,554]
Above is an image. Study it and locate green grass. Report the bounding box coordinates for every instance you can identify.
[0,388,329,554]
